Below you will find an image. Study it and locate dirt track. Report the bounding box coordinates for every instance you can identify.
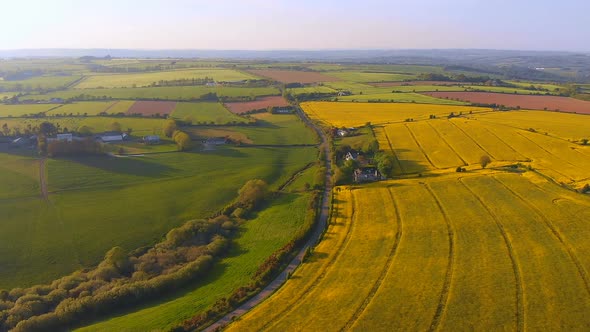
[39,158,48,200]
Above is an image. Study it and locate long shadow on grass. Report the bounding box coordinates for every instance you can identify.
[60,155,176,177]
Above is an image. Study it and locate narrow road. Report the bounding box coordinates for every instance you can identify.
[204,107,333,332]
[39,158,49,201]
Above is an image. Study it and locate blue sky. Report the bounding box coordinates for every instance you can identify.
[1,0,588,51]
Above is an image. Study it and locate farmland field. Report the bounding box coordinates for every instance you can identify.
[225,96,289,114]
[337,92,468,105]
[0,75,82,91]
[246,69,338,83]
[229,171,590,331]
[424,91,590,113]
[126,100,177,116]
[73,69,257,89]
[0,146,317,289]
[326,71,416,82]
[46,101,118,116]
[170,102,246,124]
[25,85,281,101]
[0,104,61,117]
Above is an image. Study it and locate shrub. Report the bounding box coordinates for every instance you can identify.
[480,155,492,168]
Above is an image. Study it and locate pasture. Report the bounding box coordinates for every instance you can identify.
[0,75,82,91]
[25,86,281,101]
[0,146,317,289]
[73,69,257,89]
[225,96,289,114]
[229,171,590,331]
[246,69,338,83]
[46,101,118,116]
[0,104,60,117]
[170,102,246,124]
[425,91,590,113]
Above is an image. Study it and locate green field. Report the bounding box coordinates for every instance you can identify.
[337,92,469,105]
[327,71,417,82]
[0,104,60,117]
[0,75,82,91]
[170,102,246,124]
[287,86,338,96]
[46,101,118,116]
[25,85,280,101]
[77,190,312,331]
[0,146,317,289]
[73,69,258,89]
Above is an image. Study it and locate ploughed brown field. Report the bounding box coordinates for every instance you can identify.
[247,69,339,83]
[371,81,472,87]
[424,91,590,114]
[126,101,177,116]
[225,96,290,114]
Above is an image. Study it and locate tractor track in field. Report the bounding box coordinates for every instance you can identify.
[424,183,455,332]
[492,176,590,297]
[459,178,525,332]
[39,158,48,201]
[340,187,403,331]
[380,126,406,175]
[404,124,438,169]
[260,191,357,331]
[447,119,498,161]
[427,121,468,166]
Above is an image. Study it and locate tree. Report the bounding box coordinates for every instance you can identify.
[480,155,492,168]
[237,179,269,210]
[77,125,92,136]
[38,122,57,136]
[375,152,395,177]
[173,131,192,151]
[110,121,122,132]
[162,119,177,137]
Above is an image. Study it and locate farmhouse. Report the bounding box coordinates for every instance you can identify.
[97,132,128,143]
[143,135,160,144]
[353,167,383,183]
[204,137,227,145]
[205,82,217,87]
[345,151,359,161]
[337,129,349,137]
[56,133,73,142]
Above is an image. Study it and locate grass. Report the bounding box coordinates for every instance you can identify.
[26,86,280,101]
[170,102,246,124]
[0,149,40,199]
[230,172,590,331]
[73,69,258,89]
[0,146,317,289]
[286,86,337,96]
[337,92,469,105]
[326,71,417,82]
[0,104,60,117]
[76,191,312,331]
[0,75,82,91]
[46,101,118,116]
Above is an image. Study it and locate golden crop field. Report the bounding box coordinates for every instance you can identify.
[229,172,590,331]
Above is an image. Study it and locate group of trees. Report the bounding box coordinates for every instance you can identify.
[162,119,192,151]
[46,139,103,157]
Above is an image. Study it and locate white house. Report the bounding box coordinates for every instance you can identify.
[337,129,349,137]
[98,132,127,143]
[56,133,73,142]
[345,151,359,161]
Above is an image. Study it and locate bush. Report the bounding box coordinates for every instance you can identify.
[480,155,492,168]
[237,179,269,211]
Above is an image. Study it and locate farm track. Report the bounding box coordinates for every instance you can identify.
[39,158,48,200]
[423,184,455,332]
[427,121,468,166]
[341,187,403,330]
[102,100,120,113]
[458,178,524,331]
[447,120,498,160]
[381,126,406,174]
[66,75,88,89]
[260,192,357,331]
[277,162,315,192]
[492,176,590,297]
[404,124,437,169]
[481,126,527,161]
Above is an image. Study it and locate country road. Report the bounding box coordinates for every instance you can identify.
[204,107,333,331]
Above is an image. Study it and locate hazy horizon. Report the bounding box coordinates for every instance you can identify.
[1,0,589,52]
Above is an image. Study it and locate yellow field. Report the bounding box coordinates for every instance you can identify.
[229,171,590,331]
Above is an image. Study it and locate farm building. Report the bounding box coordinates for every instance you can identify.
[97,132,128,143]
[345,151,359,161]
[143,135,160,144]
[204,137,227,145]
[353,167,383,183]
[337,129,349,137]
[273,108,294,114]
[56,133,73,142]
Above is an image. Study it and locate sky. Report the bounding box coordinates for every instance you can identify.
[1,0,588,52]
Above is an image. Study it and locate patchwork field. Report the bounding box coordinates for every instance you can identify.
[327,71,416,82]
[126,100,177,116]
[247,69,338,83]
[229,171,590,331]
[26,86,281,101]
[0,104,60,117]
[0,75,82,91]
[46,101,118,116]
[337,92,468,105]
[425,91,590,113]
[73,69,257,89]
[225,96,289,114]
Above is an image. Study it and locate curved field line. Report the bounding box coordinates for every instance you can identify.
[458,179,524,332]
[481,127,528,160]
[260,190,358,331]
[423,183,455,332]
[447,120,498,160]
[340,187,404,331]
[404,124,438,169]
[491,176,590,297]
[381,126,405,174]
[427,121,468,166]
[516,131,585,171]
